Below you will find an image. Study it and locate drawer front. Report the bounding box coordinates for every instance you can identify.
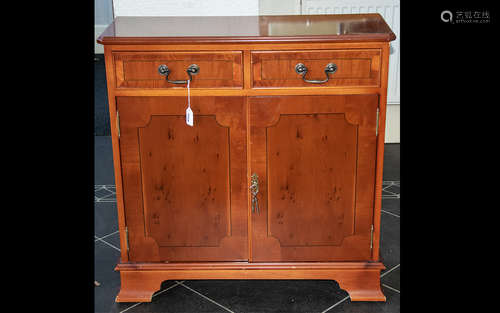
[113,51,243,88]
[251,49,381,88]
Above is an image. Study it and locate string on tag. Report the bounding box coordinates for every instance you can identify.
[187,80,190,109]
[186,79,194,126]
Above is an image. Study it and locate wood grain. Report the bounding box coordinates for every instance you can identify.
[97,14,395,45]
[371,42,391,261]
[103,45,129,262]
[250,94,378,262]
[98,13,395,303]
[252,49,381,88]
[117,96,247,262]
[267,114,357,247]
[113,51,242,88]
[107,41,388,52]
[139,115,230,248]
[115,261,385,302]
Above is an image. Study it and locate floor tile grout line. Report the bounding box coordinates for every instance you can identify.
[153,281,185,298]
[97,195,116,199]
[95,196,116,201]
[177,281,236,313]
[382,189,399,195]
[381,264,400,278]
[118,301,142,313]
[382,284,400,294]
[95,185,117,202]
[95,230,119,241]
[94,190,116,198]
[118,281,184,313]
[94,185,116,194]
[95,237,121,251]
[95,187,116,192]
[95,192,115,197]
[381,210,400,218]
[320,295,350,313]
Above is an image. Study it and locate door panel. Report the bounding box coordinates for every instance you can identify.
[139,115,230,248]
[117,96,247,262]
[267,114,357,247]
[250,95,378,262]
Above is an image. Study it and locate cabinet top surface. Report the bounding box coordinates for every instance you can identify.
[97,14,396,45]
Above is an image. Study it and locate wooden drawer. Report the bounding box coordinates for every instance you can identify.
[251,49,381,88]
[113,51,243,88]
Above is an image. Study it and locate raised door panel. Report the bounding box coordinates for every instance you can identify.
[250,95,378,262]
[267,114,357,247]
[140,115,229,248]
[117,96,247,262]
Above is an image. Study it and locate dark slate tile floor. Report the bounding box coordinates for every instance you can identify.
[94,137,399,313]
[94,135,115,184]
[95,54,110,136]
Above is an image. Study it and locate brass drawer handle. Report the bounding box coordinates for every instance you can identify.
[250,173,260,214]
[158,64,200,84]
[295,63,337,84]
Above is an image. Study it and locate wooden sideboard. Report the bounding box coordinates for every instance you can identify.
[98,14,396,303]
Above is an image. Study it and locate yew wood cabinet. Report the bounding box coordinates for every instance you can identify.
[98,14,396,303]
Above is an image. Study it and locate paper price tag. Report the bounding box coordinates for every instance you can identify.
[185,80,193,127]
[186,107,194,126]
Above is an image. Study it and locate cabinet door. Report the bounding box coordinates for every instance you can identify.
[117,96,247,262]
[250,95,378,262]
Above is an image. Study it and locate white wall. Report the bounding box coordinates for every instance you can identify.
[385,104,400,143]
[113,0,258,16]
[259,0,300,15]
[95,0,114,54]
